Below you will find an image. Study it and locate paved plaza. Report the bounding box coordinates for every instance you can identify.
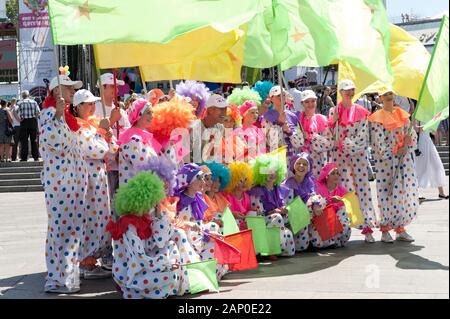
[0,184,448,299]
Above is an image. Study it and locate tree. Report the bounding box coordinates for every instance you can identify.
[6,0,19,27]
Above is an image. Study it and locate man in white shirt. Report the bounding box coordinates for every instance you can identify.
[10,98,22,161]
[287,80,303,112]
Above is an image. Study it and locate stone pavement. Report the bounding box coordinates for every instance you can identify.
[0,184,448,299]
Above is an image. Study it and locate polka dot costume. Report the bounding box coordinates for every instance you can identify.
[298,128,334,178]
[76,124,118,260]
[370,122,418,230]
[330,113,377,230]
[39,108,88,291]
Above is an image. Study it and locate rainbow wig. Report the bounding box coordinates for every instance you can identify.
[227,86,262,107]
[149,97,196,143]
[175,80,211,117]
[225,161,253,193]
[227,105,242,127]
[115,172,165,216]
[252,80,274,101]
[252,152,287,187]
[203,162,231,191]
[138,156,177,196]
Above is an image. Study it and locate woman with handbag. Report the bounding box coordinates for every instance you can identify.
[0,99,13,162]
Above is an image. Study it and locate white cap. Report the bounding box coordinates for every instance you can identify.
[205,94,228,109]
[301,89,317,102]
[268,85,287,98]
[49,75,83,92]
[97,73,125,87]
[378,88,395,96]
[338,79,356,91]
[73,89,101,106]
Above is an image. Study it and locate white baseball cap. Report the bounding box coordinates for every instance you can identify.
[205,94,228,109]
[378,88,396,96]
[97,73,125,87]
[49,75,83,92]
[338,79,356,91]
[301,89,317,102]
[73,89,101,106]
[268,85,287,98]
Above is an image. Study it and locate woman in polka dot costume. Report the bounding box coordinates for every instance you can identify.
[294,90,333,178]
[249,152,296,258]
[329,80,377,243]
[108,172,182,299]
[175,163,228,280]
[71,90,119,273]
[313,163,352,248]
[39,77,88,294]
[118,99,160,186]
[368,90,418,243]
[200,165,225,231]
[282,153,316,252]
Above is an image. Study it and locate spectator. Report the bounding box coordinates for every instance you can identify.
[0,100,13,162]
[305,67,318,85]
[287,80,303,112]
[318,86,335,115]
[436,119,449,146]
[9,98,22,161]
[17,90,40,161]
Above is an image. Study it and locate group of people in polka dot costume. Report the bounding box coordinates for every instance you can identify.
[39,73,418,297]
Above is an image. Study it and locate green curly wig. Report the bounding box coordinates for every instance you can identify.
[252,152,287,187]
[226,86,262,107]
[114,172,166,216]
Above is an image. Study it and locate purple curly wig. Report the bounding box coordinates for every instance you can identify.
[175,80,211,117]
[137,157,177,196]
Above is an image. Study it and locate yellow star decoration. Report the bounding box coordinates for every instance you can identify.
[75,0,91,20]
[291,28,307,43]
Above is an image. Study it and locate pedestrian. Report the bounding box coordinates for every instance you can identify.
[249,152,296,259]
[0,99,13,162]
[318,86,335,116]
[295,90,333,177]
[368,89,418,242]
[39,72,88,294]
[287,80,303,112]
[17,91,40,161]
[329,79,377,243]
[71,89,118,278]
[9,98,21,161]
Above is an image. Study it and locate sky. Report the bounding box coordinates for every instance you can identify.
[386,0,449,22]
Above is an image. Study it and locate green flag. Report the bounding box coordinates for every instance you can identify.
[186,259,219,295]
[244,0,392,85]
[264,226,282,256]
[286,196,311,235]
[414,15,449,132]
[245,216,270,255]
[221,206,240,236]
[48,0,264,44]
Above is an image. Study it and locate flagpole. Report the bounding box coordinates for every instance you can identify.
[48,10,64,121]
[113,68,120,138]
[92,46,107,118]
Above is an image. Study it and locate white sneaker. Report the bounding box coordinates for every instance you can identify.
[81,266,112,280]
[396,231,415,242]
[45,286,80,294]
[365,233,375,243]
[381,231,394,243]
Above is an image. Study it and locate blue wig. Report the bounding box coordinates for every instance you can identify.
[202,162,231,192]
[252,80,274,101]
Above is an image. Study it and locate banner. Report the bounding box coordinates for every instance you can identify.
[0,40,18,82]
[18,0,57,97]
[221,206,240,236]
[286,196,311,235]
[186,259,219,295]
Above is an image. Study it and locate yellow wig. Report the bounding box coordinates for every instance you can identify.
[225,161,253,193]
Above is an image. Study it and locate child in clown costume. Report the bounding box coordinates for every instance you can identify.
[328,80,377,243]
[40,74,88,293]
[222,161,258,230]
[118,99,161,186]
[174,163,228,279]
[294,90,333,177]
[249,152,296,257]
[368,90,418,243]
[70,90,119,278]
[107,172,183,299]
[312,163,352,248]
[282,152,320,252]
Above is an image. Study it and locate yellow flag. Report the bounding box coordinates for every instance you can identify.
[337,24,430,101]
[93,26,245,83]
[341,191,364,228]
